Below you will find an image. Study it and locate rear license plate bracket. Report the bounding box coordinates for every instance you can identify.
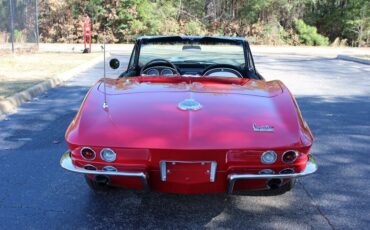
[160,161,217,183]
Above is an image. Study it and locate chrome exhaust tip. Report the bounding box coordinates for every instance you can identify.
[267,178,282,189]
[94,175,110,185]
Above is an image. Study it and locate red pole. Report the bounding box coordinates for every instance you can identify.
[88,23,92,52]
[83,24,86,50]
[83,17,92,53]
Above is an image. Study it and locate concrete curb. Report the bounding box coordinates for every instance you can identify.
[337,55,370,65]
[0,53,109,116]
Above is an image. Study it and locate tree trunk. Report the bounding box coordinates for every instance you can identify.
[205,0,216,22]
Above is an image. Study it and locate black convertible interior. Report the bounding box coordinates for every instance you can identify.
[111,36,263,80]
[139,59,244,78]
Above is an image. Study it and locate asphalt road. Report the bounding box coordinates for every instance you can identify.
[0,52,369,230]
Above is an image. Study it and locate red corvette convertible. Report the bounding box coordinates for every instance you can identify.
[60,36,317,195]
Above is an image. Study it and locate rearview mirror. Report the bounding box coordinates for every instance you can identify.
[109,58,120,69]
[182,45,201,51]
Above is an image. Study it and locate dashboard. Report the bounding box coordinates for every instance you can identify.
[202,68,242,78]
[141,66,177,76]
[141,64,243,78]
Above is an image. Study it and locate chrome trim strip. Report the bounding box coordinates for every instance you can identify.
[227,154,318,194]
[210,162,217,182]
[160,161,167,181]
[159,160,217,183]
[60,151,149,190]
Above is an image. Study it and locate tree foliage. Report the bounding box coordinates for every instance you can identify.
[305,0,370,46]
[35,0,370,46]
[294,19,329,46]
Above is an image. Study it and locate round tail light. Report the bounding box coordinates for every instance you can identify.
[80,147,96,160]
[100,148,116,162]
[84,164,97,171]
[280,168,294,174]
[282,150,299,163]
[261,151,277,164]
[103,166,117,172]
[259,169,275,174]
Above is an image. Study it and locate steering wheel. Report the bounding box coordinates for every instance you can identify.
[140,59,180,76]
[201,64,244,78]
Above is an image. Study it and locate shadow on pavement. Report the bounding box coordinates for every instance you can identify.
[0,81,369,229]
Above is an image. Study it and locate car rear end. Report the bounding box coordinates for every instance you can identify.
[61,77,317,194]
[61,145,317,194]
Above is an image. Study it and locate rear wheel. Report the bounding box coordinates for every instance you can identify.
[84,175,112,192]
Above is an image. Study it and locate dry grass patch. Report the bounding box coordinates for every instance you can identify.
[354,55,370,60]
[0,52,101,99]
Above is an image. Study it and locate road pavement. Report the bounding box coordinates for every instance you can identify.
[0,52,369,229]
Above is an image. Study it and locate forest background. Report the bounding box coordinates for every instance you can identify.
[2,0,370,46]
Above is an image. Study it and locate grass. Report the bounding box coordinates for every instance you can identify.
[354,55,370,60]
[0,52,101,99]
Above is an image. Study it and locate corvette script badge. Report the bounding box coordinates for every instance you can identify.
[253,123,274,132]
[178,99,202,111]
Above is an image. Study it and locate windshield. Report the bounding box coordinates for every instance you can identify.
[138,42,245,67]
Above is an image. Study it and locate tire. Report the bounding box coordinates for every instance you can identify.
[84,175,112,192]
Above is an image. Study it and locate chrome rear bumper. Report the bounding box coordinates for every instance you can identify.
[60,151,317,194]
[227,154,318,194]
[60,151,149,190]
